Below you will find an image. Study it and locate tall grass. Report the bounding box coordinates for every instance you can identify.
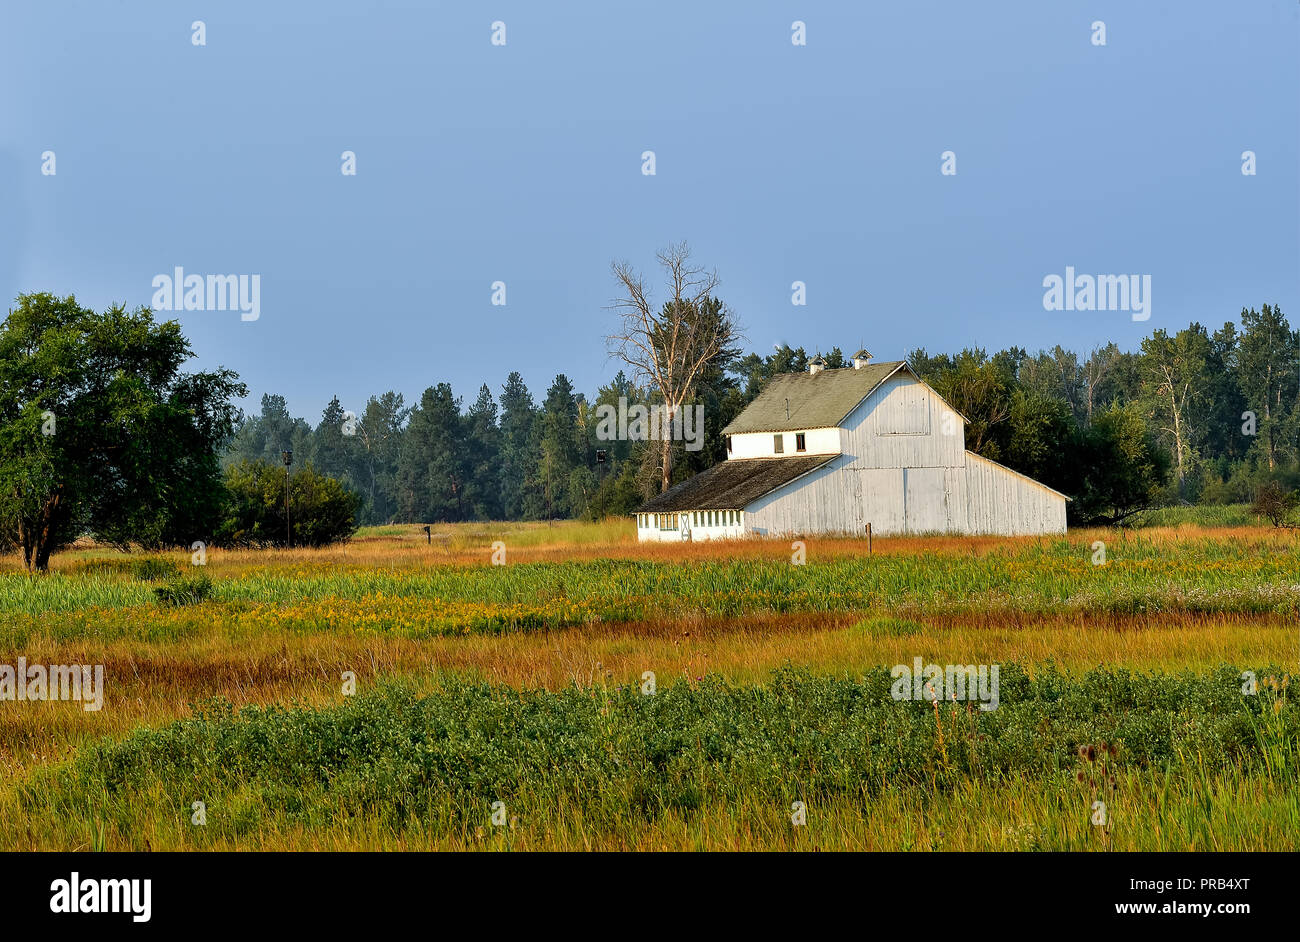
[1136,504,1258,529]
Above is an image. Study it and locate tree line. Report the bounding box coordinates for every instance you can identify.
[225,303,1298,528]
[3,283,1296,571]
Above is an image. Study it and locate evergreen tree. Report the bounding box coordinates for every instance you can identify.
[539,374,582,518]
[499,372,544,519]
[463,384,503,520]
[312,396,354,484]
[396,384,467,522]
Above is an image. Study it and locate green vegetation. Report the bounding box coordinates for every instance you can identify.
[223,304,1300,528]
[217,460,360,548]
[132,557,181,582]
[152,572,213,607]
[14,665,1293,850]
[0,530,1295,646]
[0,293,245,570]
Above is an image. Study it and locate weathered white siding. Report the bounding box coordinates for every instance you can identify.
[746,457,868,536]
[841,374,967,470]
[743,452,1066,537]
[962,452,1067,535]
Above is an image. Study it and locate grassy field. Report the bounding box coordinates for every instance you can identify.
[0,517,1295,850]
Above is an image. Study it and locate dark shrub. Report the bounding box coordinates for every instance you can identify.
[133,557,181,581]
[153,572,213,606]
[214,460,360,548]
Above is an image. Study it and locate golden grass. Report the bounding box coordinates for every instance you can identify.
[1,521,1294,852]
[2,610,1290,779]
[14,520,1296,577]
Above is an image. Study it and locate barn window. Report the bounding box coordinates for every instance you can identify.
[795,433,806,452]
[774,434,784,454]
[726,435,733,454]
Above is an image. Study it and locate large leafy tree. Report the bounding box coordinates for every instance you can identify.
[0,293,244,569]
[911,348,1015,459]
[1238,304,1298,470]
[1137,325,1214,497]
[1071,404,1170,525]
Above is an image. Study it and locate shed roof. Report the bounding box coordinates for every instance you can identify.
[636,455,836,513]
[721,361,906,434]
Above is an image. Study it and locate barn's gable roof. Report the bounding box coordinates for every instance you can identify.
[636,455,836,513]
[722,361,907,434]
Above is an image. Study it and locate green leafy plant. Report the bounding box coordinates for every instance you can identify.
[153,573,213,606]
[132,557,181,582]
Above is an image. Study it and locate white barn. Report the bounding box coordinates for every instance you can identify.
[635,351,1068,542]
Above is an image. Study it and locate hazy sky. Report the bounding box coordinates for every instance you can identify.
[3,1,1296,422]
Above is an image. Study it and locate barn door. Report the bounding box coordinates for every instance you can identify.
[903,468,946,534]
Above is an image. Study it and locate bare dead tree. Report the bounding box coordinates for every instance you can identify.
[606,242,742,493]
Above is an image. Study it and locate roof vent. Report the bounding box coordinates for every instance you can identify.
[809,355,826,376]
[852,349,873,370]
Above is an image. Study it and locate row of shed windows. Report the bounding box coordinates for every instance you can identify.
[726,433,809,456]
[773,432,807,454]
[637,511,742,529]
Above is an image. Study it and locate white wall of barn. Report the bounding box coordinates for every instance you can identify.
[962,452,1067,534]
[841,373,968,470]
[728,427,841,459]
[743,456,1065,536]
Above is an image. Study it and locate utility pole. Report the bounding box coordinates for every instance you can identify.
[282,450,293,548]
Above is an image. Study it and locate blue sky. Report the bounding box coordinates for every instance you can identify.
[2,1,1297,422]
